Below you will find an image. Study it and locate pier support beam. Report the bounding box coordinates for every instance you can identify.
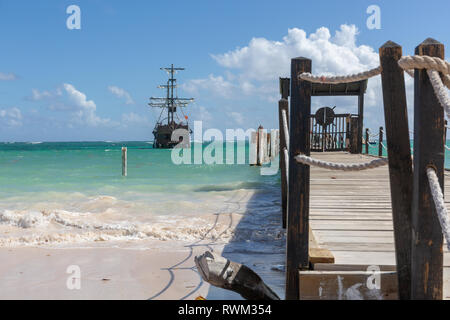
[365,128,369,154]
[379,41,413,300]
[411,38,444,300]
[286,57,311,300]
[378,126,384,157]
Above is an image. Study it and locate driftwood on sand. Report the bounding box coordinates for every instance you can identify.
[194,251,280,300]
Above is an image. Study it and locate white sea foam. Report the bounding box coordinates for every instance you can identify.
[0,208,236,247]
[0,210,49,229]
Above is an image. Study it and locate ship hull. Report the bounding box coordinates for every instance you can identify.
[152,123,191,149]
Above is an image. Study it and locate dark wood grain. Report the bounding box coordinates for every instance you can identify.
[379,41,413,300]
[286,57,311,300]
[378,126,384,157]
[411,38,445,300]
[349,117,359,154]
[365,128,369,154]
[357,86,365,153]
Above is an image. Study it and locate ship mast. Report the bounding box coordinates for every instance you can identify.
[149,64,194,127]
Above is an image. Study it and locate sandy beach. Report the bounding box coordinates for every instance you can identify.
[0,241,285,300]
[0,183,286,300]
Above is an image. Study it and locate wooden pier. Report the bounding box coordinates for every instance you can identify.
[304,152,450,299]
[278,38,450,300]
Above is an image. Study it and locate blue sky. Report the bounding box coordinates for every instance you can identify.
[0,0,449,142]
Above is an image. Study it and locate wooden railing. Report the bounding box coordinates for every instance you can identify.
[279,38,448,300]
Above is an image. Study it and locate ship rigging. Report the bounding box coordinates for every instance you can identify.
[149,64,194,149]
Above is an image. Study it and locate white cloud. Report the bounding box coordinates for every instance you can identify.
[64,83,115,127]
[121,112,149,127]
[183,75,235,98]
[228,111,244,125]
[0,72,18,81]
[190,105,212,124]
[183,24,415,129]
[108,86,135,105]
[30,88,62,101]
[0,107,22,127]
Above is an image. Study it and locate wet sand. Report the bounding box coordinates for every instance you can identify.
[0,241,285,300]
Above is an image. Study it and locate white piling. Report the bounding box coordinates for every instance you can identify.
[258,128,267,165]
[249,131,258,165]
[122,147,127,177]
[271,129,279,160]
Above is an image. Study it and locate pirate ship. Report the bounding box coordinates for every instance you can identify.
[149,65,194,149]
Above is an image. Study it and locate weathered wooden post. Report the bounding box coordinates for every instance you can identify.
[349,117,359,154]
[249,131,258,166]
[258,126,266,166]
[345,116,351,151]
[279,78,290,229]
[122,147,127,177]
[378,127,384,157]
[270,129,279,160]
[379,41,414,300]
[286,57,311,300]
[411,38,445,300]
[365,128,370,154]
[357,83,365,154]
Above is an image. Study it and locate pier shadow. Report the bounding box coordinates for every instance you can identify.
[204,180,286,300]
[146,175,286,300]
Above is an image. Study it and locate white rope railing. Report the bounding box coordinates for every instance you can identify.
[295,154,388,171]
[299,67,381,84]
[402,58,450,89]
[291,54,450,246]
[427,70,450,116]
[426,167,450,250]
[398,55,450,89]
[398,55,450,117]
[282,109,290,149]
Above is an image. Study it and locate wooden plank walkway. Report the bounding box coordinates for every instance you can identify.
[308,152,450,299]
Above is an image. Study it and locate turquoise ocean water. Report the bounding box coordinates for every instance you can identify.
[367,140,450,168]
[0,141,283,250]
[2,139,446,250]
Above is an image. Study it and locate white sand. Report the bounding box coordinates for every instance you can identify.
[0,241,215,300]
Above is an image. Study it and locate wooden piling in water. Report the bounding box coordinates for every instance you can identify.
[278,99,289,229]
[378,126,384,157]
[249,131,258,166]
[411,38,444,300]
[286,57,311,300]
[122,147,127,177]
[379,41,413,300]
[258,126,266,166]
[270,129,279,160]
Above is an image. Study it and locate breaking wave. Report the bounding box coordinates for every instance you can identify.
[0,209,235,247]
